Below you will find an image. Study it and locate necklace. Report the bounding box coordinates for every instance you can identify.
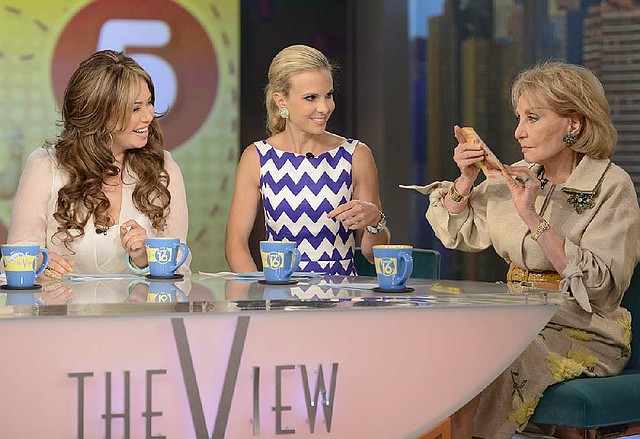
[538,168,549,189]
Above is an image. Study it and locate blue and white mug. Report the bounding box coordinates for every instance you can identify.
[373,245,413,290]
[260,241,301,283]
[146,280,187,303]
[145,238,189,277]
[1,243,49,288]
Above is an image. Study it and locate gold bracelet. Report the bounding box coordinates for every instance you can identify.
[43,267,63,280]
[531,218,551,241]
[449,178,472,203]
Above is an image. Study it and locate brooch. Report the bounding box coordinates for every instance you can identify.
[565,192,596,214]
[561,162,611,214]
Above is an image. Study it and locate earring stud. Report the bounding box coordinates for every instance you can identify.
[279,107,290,119]
[563,132,577,146]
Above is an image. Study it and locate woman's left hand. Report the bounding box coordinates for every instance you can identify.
[503,166,541,220]
[38,281,74,304]
[120,220,148,267]
[327,200,381,230]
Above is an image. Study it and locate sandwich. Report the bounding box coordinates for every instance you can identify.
[460,126,507,177]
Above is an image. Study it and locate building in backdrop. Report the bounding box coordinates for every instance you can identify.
[584,0,640,195]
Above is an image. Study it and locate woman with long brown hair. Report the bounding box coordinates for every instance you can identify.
[7,50,188,276]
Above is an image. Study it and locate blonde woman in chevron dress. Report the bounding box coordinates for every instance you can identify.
[225,45,389,274]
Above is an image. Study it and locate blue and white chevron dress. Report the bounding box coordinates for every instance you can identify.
[257,139,357,275]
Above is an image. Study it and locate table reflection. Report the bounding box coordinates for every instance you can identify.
[0,274,568,318]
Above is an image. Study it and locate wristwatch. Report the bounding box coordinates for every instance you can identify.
[366,211,387,235]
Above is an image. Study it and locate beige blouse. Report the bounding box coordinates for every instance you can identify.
[7,148,190,274]
[414,156,640,317]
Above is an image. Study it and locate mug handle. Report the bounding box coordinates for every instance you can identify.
[175,284,188,302]
[172,243,190,272]
[126,279,149,297]
[282,248,301,279]
[396,254,414,286]
[34,248,49,277]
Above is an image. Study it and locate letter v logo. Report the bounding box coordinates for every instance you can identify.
[171,316,250,439]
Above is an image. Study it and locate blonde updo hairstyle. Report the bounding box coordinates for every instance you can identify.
[264,45,334,135]
[511,61,617,159]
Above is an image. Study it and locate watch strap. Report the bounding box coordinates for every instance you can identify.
[365,211,387,235]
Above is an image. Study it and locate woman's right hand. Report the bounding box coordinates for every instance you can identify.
[43,251,74,279]
[453,125,483,182]
[120,220,149,268]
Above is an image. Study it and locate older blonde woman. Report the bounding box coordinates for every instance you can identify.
[418,61,640,438]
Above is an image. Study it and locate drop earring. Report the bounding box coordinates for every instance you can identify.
[279,107,290,119]
[563,132,577,147]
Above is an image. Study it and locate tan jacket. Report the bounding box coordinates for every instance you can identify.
[416,156,639,319]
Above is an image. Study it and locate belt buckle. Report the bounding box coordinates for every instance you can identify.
[507,265,527,283]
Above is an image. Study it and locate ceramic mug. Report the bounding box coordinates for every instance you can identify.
[145,238,189,277]
[1,243,49,288]
[373,245,413,291]
[5,293,37,305]
[146,280,187,303]
[260,241,301,283]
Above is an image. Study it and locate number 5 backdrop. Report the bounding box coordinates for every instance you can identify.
[0,0,239,271]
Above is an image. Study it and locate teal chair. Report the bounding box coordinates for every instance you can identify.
[353,247,441,279]
[530,264,640,437]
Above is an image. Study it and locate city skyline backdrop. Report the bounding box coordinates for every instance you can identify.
[409,0,640,280]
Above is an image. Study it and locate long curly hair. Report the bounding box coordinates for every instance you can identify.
[51,50,170,249]
[264,45,335,135]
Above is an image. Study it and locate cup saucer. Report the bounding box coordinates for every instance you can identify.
[258,279,298,286]
[145,274,184,281]
[1,284,43,291]
[372,286,415,293]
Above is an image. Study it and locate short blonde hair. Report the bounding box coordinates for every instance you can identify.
[264,45,334,135]
[511,61,617,159]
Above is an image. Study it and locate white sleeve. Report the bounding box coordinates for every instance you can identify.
[7,148,54,247]
[163,151,190,272]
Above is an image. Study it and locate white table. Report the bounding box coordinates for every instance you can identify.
[0,275,566,439]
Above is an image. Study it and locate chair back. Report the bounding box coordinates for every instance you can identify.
[354,247,441,279]
[622,263,640,370]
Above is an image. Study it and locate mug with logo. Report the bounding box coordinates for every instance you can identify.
[144,238,189,278]
[1,243,49,289]
[145,280,187,303]
[373,245,414,292]
[5,293,38,305]
[259,241,301,284]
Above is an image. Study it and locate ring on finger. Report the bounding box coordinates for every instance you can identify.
[43,267,63,280]
[43,283,58,293]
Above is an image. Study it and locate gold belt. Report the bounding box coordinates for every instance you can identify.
[507,263,562,291]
